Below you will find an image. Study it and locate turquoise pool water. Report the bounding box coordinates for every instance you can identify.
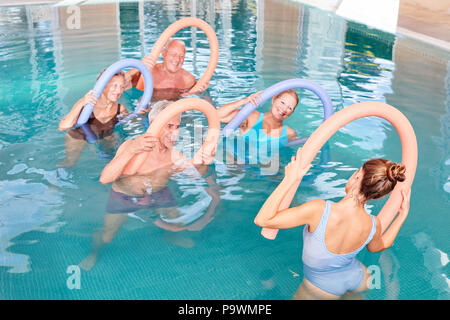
[0,0,449,300]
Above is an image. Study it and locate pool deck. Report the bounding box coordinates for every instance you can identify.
[396,0,450,51]
[296,0,450,51]
[0,0,449,52]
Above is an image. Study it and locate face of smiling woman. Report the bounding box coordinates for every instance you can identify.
[103,75,126,103]
[270,92,297,121]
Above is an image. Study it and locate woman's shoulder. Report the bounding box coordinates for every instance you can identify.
[306,199,327,211]
[239,110,260,132]
[294,199,327,229]
[294,199,327,216]
[248,110,261,123]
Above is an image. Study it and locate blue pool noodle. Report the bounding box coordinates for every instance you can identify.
[221,78,333,146]
[76,58,153,129]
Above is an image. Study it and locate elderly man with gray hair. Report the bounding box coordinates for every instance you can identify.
[78,99,219,271]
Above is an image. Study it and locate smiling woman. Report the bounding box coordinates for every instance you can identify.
[221,79,334,147]
[218,89,300,145]
[57,70,129,167]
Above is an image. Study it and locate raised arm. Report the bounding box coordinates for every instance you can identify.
[367,189,411,252]
[58,90,97,131]
[217,91,262,123]
[124,68,142,90]
[99,133,158,184]
[124,56,156,91]
[254,151,314,228]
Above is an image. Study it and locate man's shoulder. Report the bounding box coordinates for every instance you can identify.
[180,68,195,79]
[152,63,164,75]
[181,69,196,88]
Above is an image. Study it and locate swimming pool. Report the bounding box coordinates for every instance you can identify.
[0,0,449,300]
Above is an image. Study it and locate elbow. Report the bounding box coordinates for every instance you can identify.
[367,246,382,253]
[58,118,74,131]
[99,171,115,185]
[216,112,228,124]
[58,121,68,131]
[379,238,393,252]
[58,125,70,132]
[367,241,390,253]
[99,176,110,185]
[254,217,269,228]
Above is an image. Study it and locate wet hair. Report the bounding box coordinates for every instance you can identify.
[96,68,126,81]
[148,100,174,122]
[274,89,299,108]
[359,158,406,201]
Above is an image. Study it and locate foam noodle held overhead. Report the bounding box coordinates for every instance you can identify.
[77,59,153,128]
[222,78,334,147]
[136,18,219,95]
[261,102,418,240]
[122,98,220,176]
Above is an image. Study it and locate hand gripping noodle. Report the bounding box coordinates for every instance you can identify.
[261,102,418,240]
[136,17,219,94]
[222,79,334,146]
[76,59,153,130]
[122,98,220,176]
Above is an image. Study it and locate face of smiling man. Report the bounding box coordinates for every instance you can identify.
[161,40,186,74]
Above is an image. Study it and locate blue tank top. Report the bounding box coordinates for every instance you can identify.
[227,113,288,163]
[241,112,289,146]
[302,201,376,271]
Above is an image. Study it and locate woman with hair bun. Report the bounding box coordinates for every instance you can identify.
[254,154,411,300]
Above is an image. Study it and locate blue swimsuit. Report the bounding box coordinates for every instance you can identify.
[302,201,376,296]
[241,112,289,146]
[229,113,289,163]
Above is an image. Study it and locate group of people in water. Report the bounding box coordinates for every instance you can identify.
[58,37,411,300]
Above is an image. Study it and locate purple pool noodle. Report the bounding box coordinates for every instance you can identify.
[76,58,153,128]
[222,79,333,146]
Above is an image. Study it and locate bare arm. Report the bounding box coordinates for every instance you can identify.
[124,69,142,90]
[254,177,299,228]
[178,72,198,97]
[254,150,313,228]
[367,189,411,252]
[124,56,156,91]
[286,126,298,141]
[185,73,197,91]
[99,134,158,184]
[58,91,97,131]
[99,140,137,184]
[217,91,262,123]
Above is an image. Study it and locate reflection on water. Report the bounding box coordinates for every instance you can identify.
[412,232,450,300]
[0,178,64,273]
[0,0,449,299]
